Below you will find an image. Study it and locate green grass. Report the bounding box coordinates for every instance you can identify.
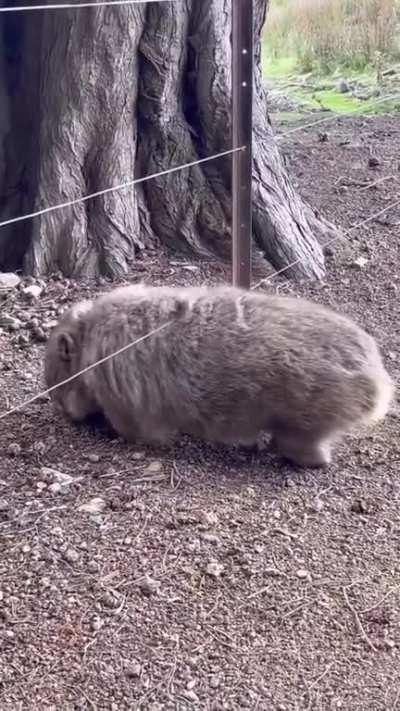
[261,42,400,117]
[310,90,365,112]
[262,54,298,78]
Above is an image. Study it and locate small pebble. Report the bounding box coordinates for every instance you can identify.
[87,453,100,463]
[48,483,64,494]
[296,568,310,580]
[312,498,324,513]
[22,284,43,299]
[0,314,22,330]
[33,327,47,342]
[139,576,160,596]
[100,591,120,609]
[131,451,145,460]
[205,561,224,578]
[144,460,163,474]
[63,547,80,564]
[200,511,219,528]
[368,156,380,168]
[209,674,221,689]
[125,661,141,678]
[87,560,99,573]
[90,615,104,632]
[41,467,74,486]
[79,497,106,514]
[8,442,22,457]
[351,256,369,270]
[17,334,30,346]
[0,273,20,290]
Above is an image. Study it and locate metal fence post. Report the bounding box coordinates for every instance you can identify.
[232,0,253,289]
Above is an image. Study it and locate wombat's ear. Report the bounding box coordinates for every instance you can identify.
[56,332,76,362]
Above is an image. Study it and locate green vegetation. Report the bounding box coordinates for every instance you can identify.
[263,0,400,75]
[262,1,400,116]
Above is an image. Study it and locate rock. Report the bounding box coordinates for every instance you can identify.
[0,273,20,290]
[32,327,47,342]
[40,466,74,487]
[144,460,163,475]
[87,453,100,463]
[209,674,221,689]
[87,560,99,573]
[90,615,104,632]
[337,78,350,93]
[205,561,224,578]
[63,547,80,564]
[78,497,106,514]
[312,498,324,513]
[351,256,368,270]
[296,568,310,580]
[368,156,380,168]
[324,245,335,257]
[8,442,22,457]
[125,661,141,678]
[139,576,160,596]
[22,284,43,299]
[351,499,370,514]
[131,451,145,460]
[0,314,22,331]
[17,334,30,347]
[199,511,219,528]
[100,591,120,609]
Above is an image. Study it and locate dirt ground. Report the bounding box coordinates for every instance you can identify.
[0,112,399,711]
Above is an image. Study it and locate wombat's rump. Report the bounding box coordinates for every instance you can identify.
[44,284,394,467]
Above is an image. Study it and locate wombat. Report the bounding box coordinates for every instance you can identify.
[44,284,394,467]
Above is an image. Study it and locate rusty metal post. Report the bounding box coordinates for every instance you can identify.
[232,0,253,289]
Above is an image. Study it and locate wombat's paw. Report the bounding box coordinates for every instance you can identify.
[273,435,333,469]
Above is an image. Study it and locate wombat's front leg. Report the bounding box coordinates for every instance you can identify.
[271,429,334,468]
[102,406,139,443]
[105,408,177,448]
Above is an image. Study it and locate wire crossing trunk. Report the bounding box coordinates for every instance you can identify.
[0,0,336,280]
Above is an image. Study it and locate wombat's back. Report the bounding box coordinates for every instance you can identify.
[77,285,393,446]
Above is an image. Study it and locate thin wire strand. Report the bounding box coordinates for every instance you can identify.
[276,92,400,140]
[0,0,171,12]
[251,197,400,290]
[0,321,172,420]
[0,147,245,230]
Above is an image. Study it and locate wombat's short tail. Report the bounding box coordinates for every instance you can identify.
[361,369,395,426]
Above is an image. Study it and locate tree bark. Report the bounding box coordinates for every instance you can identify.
[0,0,338,280]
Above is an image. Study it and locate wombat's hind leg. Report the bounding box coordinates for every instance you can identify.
[271,430,335,468]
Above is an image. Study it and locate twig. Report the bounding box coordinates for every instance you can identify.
[237,585,271,611]
[360,586,399,614]
[357,175,397,192]
[133,514,150,544]
[343,587,377,652]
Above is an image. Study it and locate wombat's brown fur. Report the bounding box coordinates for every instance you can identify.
[44,284,394,467]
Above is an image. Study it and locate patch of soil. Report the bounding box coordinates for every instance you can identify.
[0,114,399,710]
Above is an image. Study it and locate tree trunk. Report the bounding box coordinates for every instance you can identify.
[0,0,337,280]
